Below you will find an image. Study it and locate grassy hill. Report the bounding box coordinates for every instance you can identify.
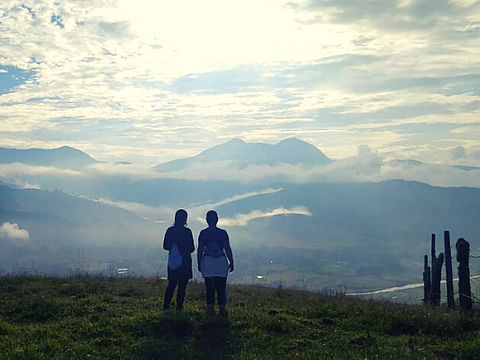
[0,276,479,359]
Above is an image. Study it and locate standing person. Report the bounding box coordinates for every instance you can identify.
[197,210,234,315]
[163,209,195,311]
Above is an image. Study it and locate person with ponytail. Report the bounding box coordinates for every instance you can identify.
[163,209,195,310]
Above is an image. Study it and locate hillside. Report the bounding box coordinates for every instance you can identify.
[0,183,159,275]
[0,276,479,359]
[0,146,97,169]
[2,179,480,296]
[2,141,480,300]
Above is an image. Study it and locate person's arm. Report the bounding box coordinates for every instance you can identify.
[197,231,205,273]
[188,229,195,253]
[224,232,234,273]
[163,228,172,251]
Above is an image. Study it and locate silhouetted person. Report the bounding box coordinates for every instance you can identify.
[163,209,195,310]
[197,210,234,315]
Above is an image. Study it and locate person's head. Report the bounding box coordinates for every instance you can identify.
[174,209,188,227]
[206,210,218,227]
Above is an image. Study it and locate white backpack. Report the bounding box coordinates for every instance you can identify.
[168,243,182,270]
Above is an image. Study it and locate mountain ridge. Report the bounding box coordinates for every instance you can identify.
[0,145,97,169]
[153,137,332,171]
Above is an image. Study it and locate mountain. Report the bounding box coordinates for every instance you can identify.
[153,138,332,171]
[2,142,480,289]
[0,183,158,267]
[216,180,480,275]
[0,145,98,169]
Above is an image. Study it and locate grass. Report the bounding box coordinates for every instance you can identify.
[0,275,480,359]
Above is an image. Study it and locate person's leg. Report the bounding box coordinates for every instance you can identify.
[164,279,178,309]
[176,278,189,310]
[214,277,227,314]
[204,277,215,314]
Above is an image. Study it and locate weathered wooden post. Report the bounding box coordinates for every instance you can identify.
[456,238,472,311]
[423,255,431,305]
[430,233,436,305]
[431,252,444,307]
[431,233,436,270]
[444,231,455,310]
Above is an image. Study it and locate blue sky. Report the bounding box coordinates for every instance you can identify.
[0,66,34,95]
[1,0,480,167]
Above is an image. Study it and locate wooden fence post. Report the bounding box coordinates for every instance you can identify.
[423,255,431,305]
[456,238,472,311]
[431,233,436,270]
[431,252,444,307]
[444,231,455,310]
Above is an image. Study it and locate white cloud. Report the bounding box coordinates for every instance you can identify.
[0,163,83,178]
[216,207,312,227]
[0,222,30,241]
[144,145,480,187]
[451,146,467,160]
[79,188,284,228]
[197,188,283,209]
[1,0,480,172]
[92,197,175,223]
[80,141,480,188]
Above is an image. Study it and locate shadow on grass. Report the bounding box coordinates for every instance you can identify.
[190,314,240,360]
[135,313,193,360]
[136,312,239,360]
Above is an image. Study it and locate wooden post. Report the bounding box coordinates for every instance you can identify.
[444,231,455,310]
[431,233,436,270]
[423,255,431,305]
[456,238,472,311]
[431,252,444,307]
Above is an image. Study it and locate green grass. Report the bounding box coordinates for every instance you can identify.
[0,276,480,359]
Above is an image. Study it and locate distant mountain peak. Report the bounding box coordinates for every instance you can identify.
[154,137,332,171]
[57,145,76,151]
[278,137,302,144]
[227,138,246,144]
[0,145,97,169]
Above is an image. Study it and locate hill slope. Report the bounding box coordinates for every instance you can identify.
[0,275,479,359]
[0,145,97,169]
[0,183,158,274]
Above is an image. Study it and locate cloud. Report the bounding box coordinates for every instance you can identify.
[0,163,83,178]
[80,188,284,227]
[192,188,283,209]
[0,162,84,189]
[91,197,175,223]
[143,144,480,187]
[472,150,480,160]
[0,222,30,242]
[1,0,480,173]
[301,0,478,32]
[4,141,480,189]
[451,146,467,160]
[212,206,313,227]
[83,141,480,188]
[0,179,41,189]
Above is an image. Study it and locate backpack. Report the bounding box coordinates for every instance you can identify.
[168,243,182,270]
[204,240,224,259]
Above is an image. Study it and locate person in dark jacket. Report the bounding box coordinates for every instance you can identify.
[163,209,195,310]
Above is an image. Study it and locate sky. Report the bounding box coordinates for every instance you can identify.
[1,0,480,166]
